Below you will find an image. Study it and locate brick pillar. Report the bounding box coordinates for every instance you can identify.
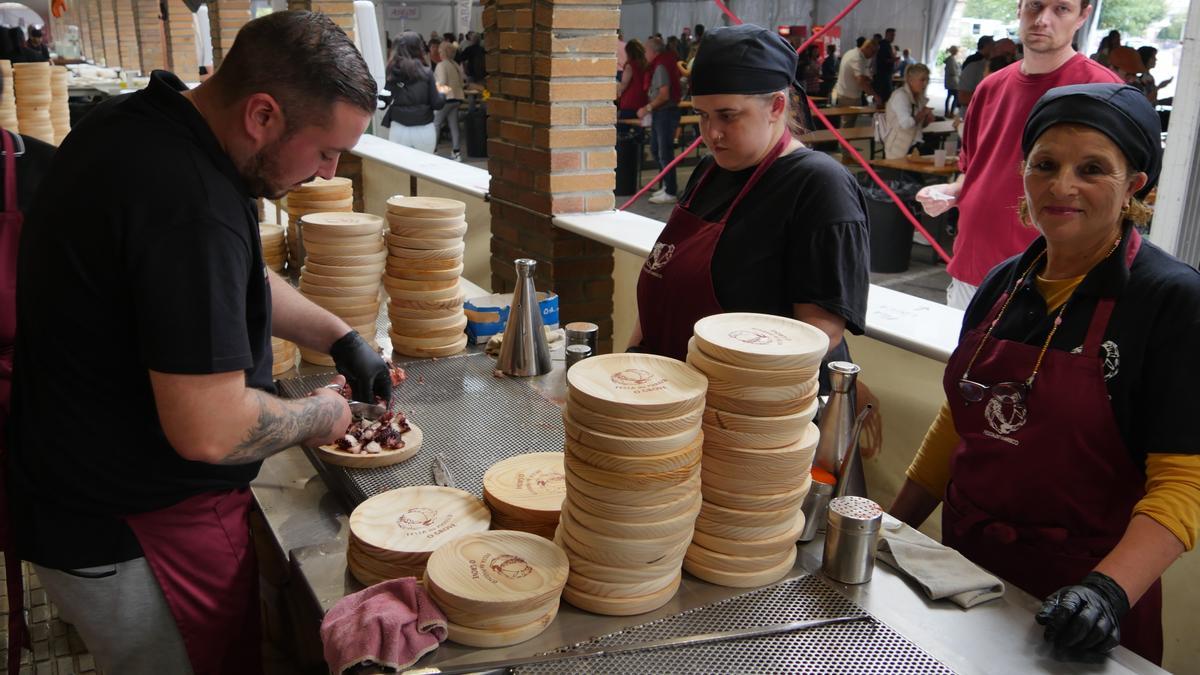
[164,0,198,79]
[208,0,251,70]
[483,0,619,353]
[115,0,142,73]
[98,0,121,68]
[134,0,167,73]
[87,0,108,65]
[289,0,356,41]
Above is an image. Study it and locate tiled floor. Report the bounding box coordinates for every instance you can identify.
[0,555,100,675]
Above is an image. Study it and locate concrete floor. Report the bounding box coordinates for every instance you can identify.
[0,556,100,675]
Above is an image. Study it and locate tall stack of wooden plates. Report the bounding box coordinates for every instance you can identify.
[284,177,354,268]
[383,195,469,358]
[682,313,827,588]
[555,353,707,616]
[347,486,490,587]
[297,212,385,366]
[12,62,52,143]
[260,223,287,273]
[49,66,69,145]
[271,337,297,376]
[425,530,568,647]
[0,61,17,131]
[483,452,566,539]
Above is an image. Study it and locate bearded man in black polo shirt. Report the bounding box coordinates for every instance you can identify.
[7,12,389,674]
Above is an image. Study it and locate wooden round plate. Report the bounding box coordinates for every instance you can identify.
[386,195,467,218]
[391,317,467,340]
[389,222,468,239]
[349,486,490,556]
[705,389,817,418]
[564,462,701,508]
[300,268,381,288]
[686,337,819,387]
[701,399,818,436]
[387,293,466,311]
[482,452,566,520]
[567,353,707,421]
[561,571,681,616]
[307,251,388,267]
[684,540,796,575]
[292,176,352,194]
[307,294,380,313]
[562,493,699,540]
[693,313,829,372]
[699,467,809,497]
[425,530,568,614]
[567,480,701,524]
[683,546,796,588]
[389,305,463,322]
[304,240,384,256]
[702,473,812,512]
[304,260,386,277]
[563,451,698,491]
[316,423,423,468]
[385,262,465,281]
[390,312,466,332]
[387,242,467,260]
[565,435,702,475]
[391,333,468,358]
[300,212,383,236]
[386,233,466,251]
[384,254,464,271]
[563,411,701,457]
[566,393,703,438]
[299,278,380,297]
[444,604,558,648]
[378,276,458,292]
[694,509,803,542]
[690,512,805,557]
[287,197,354,211]
[699,497,802,528]
[556,531,685,584]
[301,230,381,247]
[383,278,462,301]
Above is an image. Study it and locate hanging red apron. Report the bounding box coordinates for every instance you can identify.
[122,486,262,673]
[941,229,1163,664]
[637,133,790,360]
[0,129,29,675]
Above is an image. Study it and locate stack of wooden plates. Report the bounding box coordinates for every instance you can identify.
[260,223,286,273]
[483,452,566,539]
[284,177,354,268]
[554,353,707,616]
[682,313,828,587]
[0,61,17,131]
[347,486,490,587]
[12,62,52,143]
[49,66,69,145]
[425,530,568,647]
[383,196,469,359]
[271,337,297,376]
[297,212,385,366]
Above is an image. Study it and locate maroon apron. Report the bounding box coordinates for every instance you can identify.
[123,487,261,674]
[941,229,1162,664]
[0,129,29,675]
[637,133,790,359]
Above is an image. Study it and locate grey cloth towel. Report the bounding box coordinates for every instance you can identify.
[876,516,1005,608]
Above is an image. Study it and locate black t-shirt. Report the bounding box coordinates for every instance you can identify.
[680,147,870,381]
[8,71,273,569]
[962,229,1200,465]
[3,133,56,219]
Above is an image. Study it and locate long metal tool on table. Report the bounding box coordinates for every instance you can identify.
[406,616,869,675]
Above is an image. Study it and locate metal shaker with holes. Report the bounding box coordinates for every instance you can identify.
[821,496,884,584]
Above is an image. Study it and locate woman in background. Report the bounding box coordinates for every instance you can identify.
[383,32,445,153]
[433,40,465,161]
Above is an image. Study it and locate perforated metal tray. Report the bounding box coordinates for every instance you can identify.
[276,352,565,507]
[518,575,955,674]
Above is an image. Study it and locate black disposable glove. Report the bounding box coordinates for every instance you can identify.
[1035,571,1129,656]
[329,330,392,403]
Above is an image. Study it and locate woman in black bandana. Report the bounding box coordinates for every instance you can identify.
[892,84,1200,665]
[631,24,870,394]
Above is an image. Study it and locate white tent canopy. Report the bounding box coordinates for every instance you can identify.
[620,0,958,66]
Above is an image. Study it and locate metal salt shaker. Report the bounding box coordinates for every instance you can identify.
[564,322,599,354]
[821,496,884,585]
[565,344,592,370]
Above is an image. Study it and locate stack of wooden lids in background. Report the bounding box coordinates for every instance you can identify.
[297,212,385,366]
[271,337,297,377]
[555,353,708,616]
[284,177,354,269]
[483,452,566,539]
[260,223,286,273]
[49,66,68,145]
[383,195,468,358]
[347,486,490,587]
[425,530,568,647]
[12,62,52,144]
[0,61,17,131]
[682,312,828,587]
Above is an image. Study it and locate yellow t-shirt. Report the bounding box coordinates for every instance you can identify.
[906,274,1200,550]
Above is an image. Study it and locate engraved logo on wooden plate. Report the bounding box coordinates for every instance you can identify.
[609,368,668,394]
[518,469,566,496]
[396,506,456,539]
[728,327,791,346]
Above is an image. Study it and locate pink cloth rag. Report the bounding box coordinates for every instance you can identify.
[321,578,449,674]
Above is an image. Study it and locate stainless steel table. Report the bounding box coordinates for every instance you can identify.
[252,350,1163,675]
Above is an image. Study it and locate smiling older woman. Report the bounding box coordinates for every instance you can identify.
[630,24,870,393]
[890,84,1200,665]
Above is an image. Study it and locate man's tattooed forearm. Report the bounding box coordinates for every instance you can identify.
[218,391,341,465]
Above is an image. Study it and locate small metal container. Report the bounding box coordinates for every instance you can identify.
[798,477,835,542]
[564,321,599,355]
[565,343,592,370]
[821,496,884,585]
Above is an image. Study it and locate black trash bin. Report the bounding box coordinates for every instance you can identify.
[464,102,488,158]
[615,125,643,196]
[861,178,920,274]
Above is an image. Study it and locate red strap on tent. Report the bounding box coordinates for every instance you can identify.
[712,0,743,25]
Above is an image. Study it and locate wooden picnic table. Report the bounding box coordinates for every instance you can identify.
[818,105,879,117]
[869,156,960,176]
